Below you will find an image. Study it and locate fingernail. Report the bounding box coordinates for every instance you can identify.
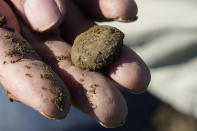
[24,0,62,32]
[54,0,66,14]
[117,16,138,23]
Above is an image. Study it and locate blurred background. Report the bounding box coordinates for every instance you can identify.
[1,0,197,130]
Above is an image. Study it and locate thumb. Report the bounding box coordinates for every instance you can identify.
[10,0,66,32]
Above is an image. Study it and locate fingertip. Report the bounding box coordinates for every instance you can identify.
[39,101,70,120]
[124,60,151,94]
[100,0,138,21]
[106,46,151,93]
[24,0,65,32]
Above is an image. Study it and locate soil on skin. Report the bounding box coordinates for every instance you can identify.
[0,16,7,26]
[71,25,124,71]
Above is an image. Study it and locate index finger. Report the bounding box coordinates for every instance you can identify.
[0,1,71,119]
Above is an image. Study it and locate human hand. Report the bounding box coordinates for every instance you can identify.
[0,0,150,128]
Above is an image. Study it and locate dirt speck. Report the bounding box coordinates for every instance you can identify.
[51,88,65,112]
[41,87,48,91]
[56,55,67,62]
[86,84,98,110]
[10,59,21,64]
[25,65,31,69]
[40,73,52,79]
[79,78,84,82]
[0,16,7,26]
[45,40,54,44]
[4,33,37,59]
[88,87,96,94]
[91,104,97,110]
[40,65,55,80]
[25,73,32,77]
[6,90,10,94]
